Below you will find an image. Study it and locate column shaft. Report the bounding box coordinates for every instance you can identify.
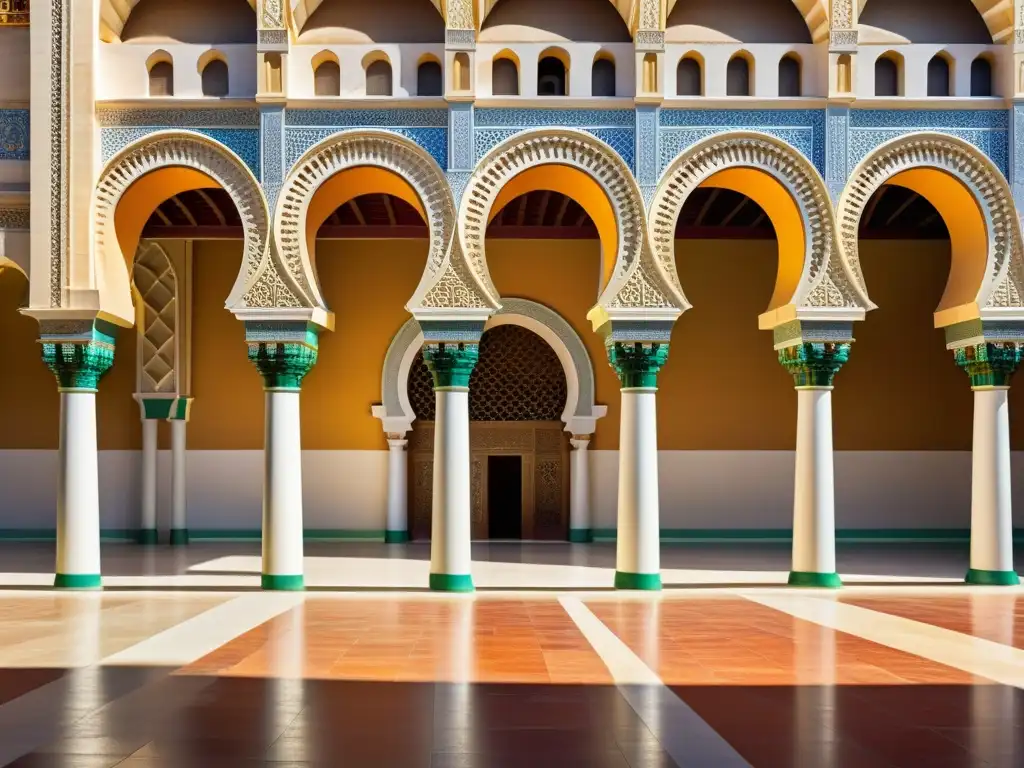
[56,392,102,588]
[615,390,661,588]
[262,390,305,589]
[385,438,409,543]
[430,390,473,590]
[790,388,840,586]
[140,419,158,544]
[569,437,592,542]
[968,388,1017,583]
[170,420,188,545]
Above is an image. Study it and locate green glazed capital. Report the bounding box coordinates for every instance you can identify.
[778,342,850,388]
[608,342,669,389]
[41,322,118,392]
[248,340,318,390]
[423,342,479,389]
[954,343,1022,388]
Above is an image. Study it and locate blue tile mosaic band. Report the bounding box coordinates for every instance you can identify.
[0,109,29,161]
[100,127,261,179]
[285,109,448,127]
[285,127,447,170]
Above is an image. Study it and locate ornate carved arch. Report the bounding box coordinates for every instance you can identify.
[375,298,606,436]
[93,131,287,317]
[275,129,494,312]
[836,132,1023,314]
[646,131,869,316]
[462,128,654,308]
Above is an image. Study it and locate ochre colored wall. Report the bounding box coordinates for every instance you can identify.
[5,236,1024,453]
[188,240,263,449]
[302,239,428,449]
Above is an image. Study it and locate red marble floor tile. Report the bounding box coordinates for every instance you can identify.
[585,596,1019,768]
[842,594,1024,650]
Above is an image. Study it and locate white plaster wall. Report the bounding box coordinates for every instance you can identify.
[476,43,634,98]
[664,43,824,97]
[0,449,1017,534]
[855,44,1004,98]
[290,44,445,97]
[0,28,30,103]
[97,43,258,100]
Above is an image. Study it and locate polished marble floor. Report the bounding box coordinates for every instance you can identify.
[0,543,1021,767]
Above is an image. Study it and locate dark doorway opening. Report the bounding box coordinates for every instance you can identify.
[487,456,523,539]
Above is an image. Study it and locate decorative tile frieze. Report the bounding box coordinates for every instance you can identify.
[261,106,285,210]
[285,127,447,170]
[849,109,1009,176]
[0,109,29,160]
[659,109,825,175]
[826,105,850,201]
[96,107,259,127]
[101,128,261,179]
[285,109,448,127]
[257,28,288,51]
[0,207,29,230]
[449,103,473,171]
[445,29,475,48]
[475,108,634,127]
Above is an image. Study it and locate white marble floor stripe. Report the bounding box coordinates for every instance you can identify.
[559,596,751,768]
[745,592,1024,689]
[101,592,305,667]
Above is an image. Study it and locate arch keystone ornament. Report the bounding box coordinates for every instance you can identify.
[93,131,300,324]
[275,129,497,319]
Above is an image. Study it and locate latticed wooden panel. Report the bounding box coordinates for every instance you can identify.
[133,243,177,394]
[407,325,567,422]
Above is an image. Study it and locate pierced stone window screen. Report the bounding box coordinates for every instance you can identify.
[408,325,567,422]
[133,242,178,394]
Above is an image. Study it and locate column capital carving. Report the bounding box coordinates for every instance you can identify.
[955,343,1023,388]
[245,321,319,390]
[423,342,479,389]
[570,435,592,448]
[778,342,850,388]
[38,318,118,392]
[386,435,409,447]
[607,342,669,389]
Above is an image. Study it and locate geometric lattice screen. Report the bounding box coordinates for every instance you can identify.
[132,242,178,394]
[408,324,567,422]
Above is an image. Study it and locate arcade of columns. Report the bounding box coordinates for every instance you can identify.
[19,0,1024,591]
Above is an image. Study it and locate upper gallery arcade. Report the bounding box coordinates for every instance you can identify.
[1,0,1024,592]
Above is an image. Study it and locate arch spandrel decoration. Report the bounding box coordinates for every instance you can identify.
[646,131,870,318]
[836,132,1024,317]
[463,128,678,312]
[94,131,291,320]
[275,129,496,313]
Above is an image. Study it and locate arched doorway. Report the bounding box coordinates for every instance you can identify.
[407,324,570,540]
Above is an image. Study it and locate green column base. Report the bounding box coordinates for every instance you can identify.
[429,573,474,592]
[137,528,159,545]
[261,574,304,591]
[788,571,843,588]
[568,529,593,543]
[385,529,410,543]
[54,573,102,589]
[965,568,1020,586]
[614,571,662,590]
[169,529,189,546]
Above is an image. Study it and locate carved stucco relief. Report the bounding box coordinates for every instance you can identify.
[133,241,179,395]
[463,128,659,309]
[445,0,473,29]
[836,133,1024,313]
[275,129,494,312]
[93,131,293,313]
[639,132,865,314]
[261,0,284,27]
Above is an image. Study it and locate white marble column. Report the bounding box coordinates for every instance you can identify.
[967,387,1017,584]
[55,391,103,589]
[139,419,158,545]
[615,389,661,589]
[423,342,478,592]
[955,342,1021,586]
[790,387,840,587]
[169,419,188,545]
[385,436,409,543]
[569,435,592,542]
[262,389,305,590]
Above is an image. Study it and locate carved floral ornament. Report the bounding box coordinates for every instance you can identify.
[462,128,654,310]
[275,129,496,313]
[644,131,869,315]
[93,131,294,313]
[836,133,1024,313]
